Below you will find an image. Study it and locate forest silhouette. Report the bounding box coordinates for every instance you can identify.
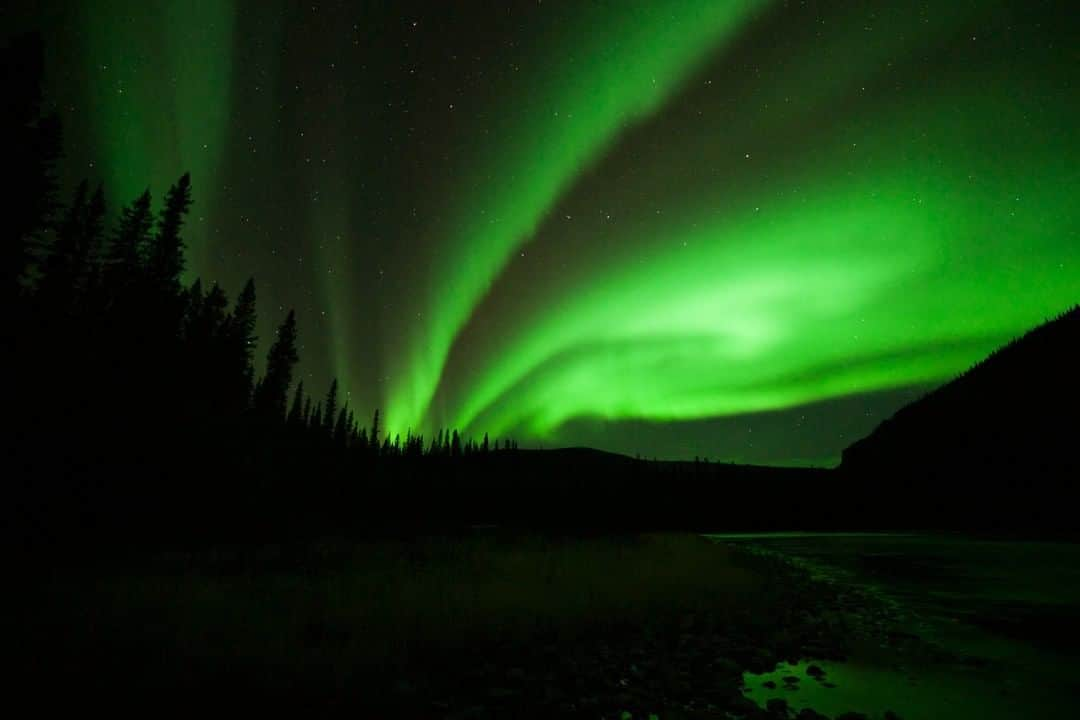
[6,33,1078,551]
[6,33,538,548]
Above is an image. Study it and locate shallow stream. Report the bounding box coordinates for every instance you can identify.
[707,533,1080,719]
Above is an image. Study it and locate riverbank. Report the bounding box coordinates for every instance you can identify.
[14,532,909,716]
[724,533,1080,720]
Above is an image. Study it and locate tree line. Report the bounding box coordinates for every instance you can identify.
[5,33,523,547]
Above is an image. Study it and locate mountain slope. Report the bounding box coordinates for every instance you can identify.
[839,305,1078,527]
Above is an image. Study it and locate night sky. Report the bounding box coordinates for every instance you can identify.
[9,1,1078,464]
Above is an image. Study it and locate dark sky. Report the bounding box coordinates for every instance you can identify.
[8,0,1078,464]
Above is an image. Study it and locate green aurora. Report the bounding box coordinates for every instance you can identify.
[12,0,1078,463]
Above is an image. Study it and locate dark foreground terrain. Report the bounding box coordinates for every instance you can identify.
[14,532,909,718]
[19,531,1075,719]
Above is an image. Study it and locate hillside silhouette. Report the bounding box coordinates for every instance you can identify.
[840,306,1079,530]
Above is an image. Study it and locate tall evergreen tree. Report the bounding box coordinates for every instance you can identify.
[148,173,191,295]
[38,181,87,303]
[334,406,349,446]
[196,284,229,342]
[253,309,298,421]
[39,181,107,310]
[302,395,313,428]
[105,190,153,292]
[287,380,305,427]
[183,278,204,339]
[73,184,107,302]
[80,185,107,274]
[370,408,380,451]
[224,278,257,411]
[323,378,339,432]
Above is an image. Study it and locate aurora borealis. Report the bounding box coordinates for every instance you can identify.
[10,0,1078,464]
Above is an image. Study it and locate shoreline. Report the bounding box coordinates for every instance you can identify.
[12,533,910,717]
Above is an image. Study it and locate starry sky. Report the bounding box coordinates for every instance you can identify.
[9,1,1078,465]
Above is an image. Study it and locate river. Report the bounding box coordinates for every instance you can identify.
[705,532,1080,719]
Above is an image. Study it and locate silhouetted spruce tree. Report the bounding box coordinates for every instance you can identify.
[176,280,229,417]
[253,309,298,421]
[182,279,204,338]
[225,277,257,412]
[148,173,191,295]
[311,401,322,432]
[197,284,229,341]
[2,33,61,299]
[104,190,153,294]
[370,409,380,452]
[287,380,305,427]
[79,185,108,293]
[38,180,88,306]
[54,182,108,307]
[334,406,349,446]
[302,395,313,428]
[482,432,490,453]
[451,429,462,457]
[323,378,338,433]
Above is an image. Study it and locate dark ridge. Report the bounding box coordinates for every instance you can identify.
[839,305,1080,531]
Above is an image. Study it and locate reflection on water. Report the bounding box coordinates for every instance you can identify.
[744,657,1058,720]
[707,533,1080,719]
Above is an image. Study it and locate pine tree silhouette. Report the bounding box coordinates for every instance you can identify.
[253,309,298,421]
[148,173,191,295]
[196,284,229,341]
[105,190,153,294]
[39,181,88,307]
[334,406,349,446]
[225,277,257,412]
[323,378,339,433]
[287,380,306,427]
[302,395,313,428]
[183,279,205,337]
[79,185,108,294]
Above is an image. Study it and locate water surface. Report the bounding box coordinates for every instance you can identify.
[707,533,1080,719]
